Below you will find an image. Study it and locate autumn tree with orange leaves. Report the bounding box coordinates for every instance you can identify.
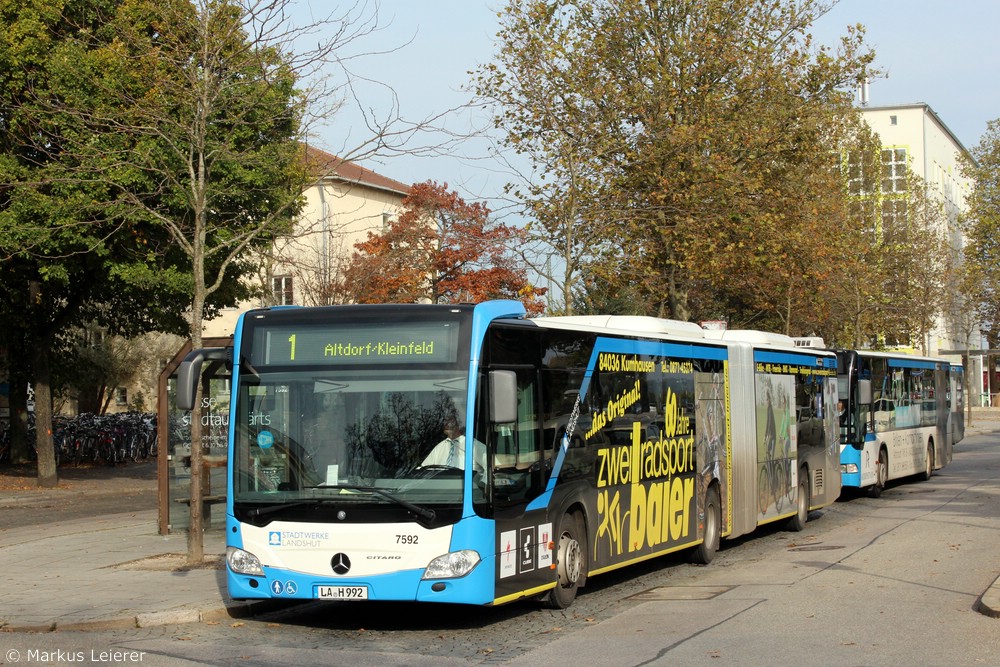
[342,181,546,314]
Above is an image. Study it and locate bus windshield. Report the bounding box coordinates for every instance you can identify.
[226,304,476,522]
[232,367,472,513]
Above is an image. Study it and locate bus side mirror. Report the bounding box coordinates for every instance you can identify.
[489,370,518,424]
[176,347,230,410]
[858,379,872,405]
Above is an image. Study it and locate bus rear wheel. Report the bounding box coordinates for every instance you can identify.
[689,486,721,565]
[920,442,934,481]
[544,511,586,609]
[786,471,809,532]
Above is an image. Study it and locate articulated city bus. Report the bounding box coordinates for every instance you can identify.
[176,301,841,608]
[835,349,957,497]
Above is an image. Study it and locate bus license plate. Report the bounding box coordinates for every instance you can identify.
[316,585,368,600]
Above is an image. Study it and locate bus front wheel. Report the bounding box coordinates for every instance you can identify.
[544,511,586,609]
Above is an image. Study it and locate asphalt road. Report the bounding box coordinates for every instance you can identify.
[4,428,1000,666]
[5,414,1000,664]
[0,459,157,530]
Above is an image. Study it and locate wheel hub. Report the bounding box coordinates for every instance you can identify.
[558,533,581,585]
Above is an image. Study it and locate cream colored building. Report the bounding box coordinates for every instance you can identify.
[859,103,983,395]
[203,146,413,338]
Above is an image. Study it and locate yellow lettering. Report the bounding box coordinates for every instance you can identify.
[630,421,642,485]
[628,481,646,552]
[646,481,663,547]
[668,477,685,540]
[670,477,694,540]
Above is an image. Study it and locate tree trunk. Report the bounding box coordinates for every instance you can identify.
[187,384,205,564]
[186,251,208,565]
[965,354,973,427]
[32,344,58,488]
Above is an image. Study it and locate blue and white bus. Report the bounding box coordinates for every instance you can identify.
[177,301,841,608]
[834,349,958,497]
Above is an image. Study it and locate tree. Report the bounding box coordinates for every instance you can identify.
[962,118,1000,350]
[70,324,144,414]
[961,118,1000,408]
[342,181,546,313]
[883,172,949,352]
[0,0,201,478]
[692,113,854,335]
[819,120,889,347]
[6,0,377,564]
[4,0,473,563]
[941,250,987,423]
[476,0,875,321]
[473,3,620,315]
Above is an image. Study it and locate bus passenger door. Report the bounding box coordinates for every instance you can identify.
[482,366,561,601]
[489,367,551,509]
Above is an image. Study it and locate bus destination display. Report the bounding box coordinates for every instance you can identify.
[253,322,459,365]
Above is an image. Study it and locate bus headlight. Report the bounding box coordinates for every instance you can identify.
[841,463,859,474]
[227,546,264,576]
[422,550,480,579]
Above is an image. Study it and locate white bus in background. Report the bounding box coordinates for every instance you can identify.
[834,349,956,497]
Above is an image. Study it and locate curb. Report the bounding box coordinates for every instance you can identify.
[974,574,1000,619]
[0,599,309,633]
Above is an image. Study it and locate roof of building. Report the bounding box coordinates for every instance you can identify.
[305,145,413,197]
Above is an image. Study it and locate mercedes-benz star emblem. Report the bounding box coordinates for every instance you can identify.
[331,553,351,575]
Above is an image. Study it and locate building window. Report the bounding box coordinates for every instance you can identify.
[881,148,907,194]
[881,199,908,243]
[889,115,897,126]
[272,275,294,305]
[114,387,128,406]
[848,199,879,238]
[847,150,870,196]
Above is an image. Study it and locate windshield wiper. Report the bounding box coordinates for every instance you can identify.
[246,498,339,519]
[305,484,436,521]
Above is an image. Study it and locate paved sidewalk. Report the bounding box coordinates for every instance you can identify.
[0,460,291,632]
[1,409,999,632]
[0,510,277,632]
[967,409,1000,619]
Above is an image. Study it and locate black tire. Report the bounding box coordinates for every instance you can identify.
[690,486,721,565]
[786,470,809,532]
[544,511,586,609]
[919,442,934,481]
[868,447,887,498]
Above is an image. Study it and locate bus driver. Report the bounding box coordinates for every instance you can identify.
[422,416,487,474]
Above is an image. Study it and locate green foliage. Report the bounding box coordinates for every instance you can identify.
[0,0,307,496]
[962,118,1000,347]
[477,0,876,325]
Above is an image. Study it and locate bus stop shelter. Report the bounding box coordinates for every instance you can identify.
[156,337,232,535]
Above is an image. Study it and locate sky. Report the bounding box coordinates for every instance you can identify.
[292,0,1000,203]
